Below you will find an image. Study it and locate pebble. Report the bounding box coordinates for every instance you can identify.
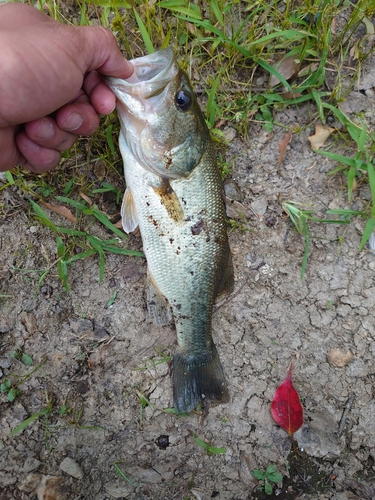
[223,127,237,142]
[0,357,11,369]
[69,318,94,336]
[327,348,353,368]
[224,180,242,201]
[23,457,41,473]
[251,197,268,217]
[104,483,133,498]
[59,457,84,479]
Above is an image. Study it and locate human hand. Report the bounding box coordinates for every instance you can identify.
[0,2,133,173]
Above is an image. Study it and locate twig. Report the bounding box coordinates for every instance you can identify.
[337,392,355,437]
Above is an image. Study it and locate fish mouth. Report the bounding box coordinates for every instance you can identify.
[106,48,179,105]
[125,48,178,97]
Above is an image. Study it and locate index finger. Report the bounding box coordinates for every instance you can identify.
[77,25,134,79]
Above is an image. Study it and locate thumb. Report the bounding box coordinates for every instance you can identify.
[75,25,134,79]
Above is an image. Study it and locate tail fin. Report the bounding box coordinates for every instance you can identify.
[173,344,229,414]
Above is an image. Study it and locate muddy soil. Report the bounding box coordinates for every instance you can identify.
[1,35,375,500]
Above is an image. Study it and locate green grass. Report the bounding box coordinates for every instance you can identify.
[1,357,45,404]
[3,0,375,280]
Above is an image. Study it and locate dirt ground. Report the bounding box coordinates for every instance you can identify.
[1,36,375,500]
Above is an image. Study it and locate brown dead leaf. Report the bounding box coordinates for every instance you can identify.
[298,62,319,78]
[80,192,92,205]
[280,92,303,99]
[308,125,335,150]
[269,56,298,88]
[278,131,293,170]
[41,202,77,223]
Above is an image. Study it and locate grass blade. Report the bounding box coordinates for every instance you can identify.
[190,431,226,455]
[91,209,127,240]
[210,0,224,26]
[11,408,48,436]
[347,164,357,202]
[29,199,58,232]
[113,462,137,485]
[359,218,375,251]
[300,222,310,280]
[133,7,154,53]
[55,196,88,211]
[106,125,115,157]
[207,72,221,126]
[367,161,375,214]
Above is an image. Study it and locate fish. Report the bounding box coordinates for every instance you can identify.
[105,48,233,413]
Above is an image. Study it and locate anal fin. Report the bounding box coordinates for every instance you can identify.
[147,271,172,326]
[215,246,234,299]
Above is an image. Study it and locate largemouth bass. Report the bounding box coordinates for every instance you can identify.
[106,49,233,413]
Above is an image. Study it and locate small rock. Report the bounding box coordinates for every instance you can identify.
[69,318,94,337]
[294,411,343,458]
[251,197,268,217]
[59,457,84,479]
[121,260,146,282]
[23,457,41,473]
[224,180,242,201]
[93,323,109,340]
[0,357,11,369]
[29,226,38,233]
[223,127,236,142]
[327,348,353,368]
[128,466,161,484]
[104,483,133,498]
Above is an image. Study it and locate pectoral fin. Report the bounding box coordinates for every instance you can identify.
[121,187,139,233]
[147,271,172,326]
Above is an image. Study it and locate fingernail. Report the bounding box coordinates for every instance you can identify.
[62,112,83,131]
[35,118,54,139]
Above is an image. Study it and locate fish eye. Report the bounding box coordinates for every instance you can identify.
[175,89,192,111]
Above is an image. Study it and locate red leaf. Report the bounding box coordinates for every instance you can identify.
[271,362,303,436]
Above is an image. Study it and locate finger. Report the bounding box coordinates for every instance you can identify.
[16,130,62,173]
[24,117,79,151]
[83,71,116,115]
[0,126,24,172]
[57,100,101,135]
[78,25,134,79]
